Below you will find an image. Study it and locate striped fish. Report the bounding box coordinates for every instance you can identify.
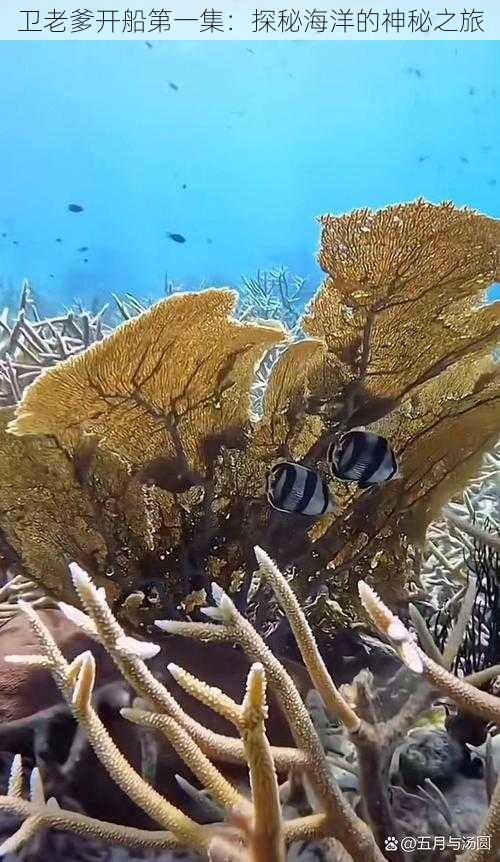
[327,430,399,488]
[266,462,336,517]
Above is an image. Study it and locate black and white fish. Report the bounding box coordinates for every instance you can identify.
[266,462,336,517]
[328,430,399,488]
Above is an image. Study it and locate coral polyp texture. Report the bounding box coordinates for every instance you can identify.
[0,199,499,641]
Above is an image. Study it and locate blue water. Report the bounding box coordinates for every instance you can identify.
[0,40,499,310]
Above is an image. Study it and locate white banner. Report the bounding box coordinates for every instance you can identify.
[0,1,497,40]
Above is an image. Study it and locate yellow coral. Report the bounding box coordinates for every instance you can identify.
[256,338,326,455]
[0,408,111,603]
[9,290,287,473]
[1,200,499,626]
[303,200,500,426]
[378,354,500,541]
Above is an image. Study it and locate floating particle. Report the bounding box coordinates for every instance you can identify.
[78,246,89,252]
[206,238,213,244]
[68,204,84,213]
[167,232,186,243]
[1,233,6,238]
[469,86,476,96]
[488,179,497,186]
[168,82,179,91]
[12,241,18,245]
[418,155,429,163]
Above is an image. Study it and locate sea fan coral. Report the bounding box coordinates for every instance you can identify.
[0,199,499,643]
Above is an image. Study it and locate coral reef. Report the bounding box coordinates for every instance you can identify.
[0,199,498,646]
[0,548,500,860]
[0,196,499,858]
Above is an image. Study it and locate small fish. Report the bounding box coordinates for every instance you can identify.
[12,240,18,245]
[83,258,88,263]
[418,155,429,163]
[1,233,6,238]
[181,183,187,190]
[68,203,84,213]
[55,237,62,242]
[328,430,399,488]
[488,178,497,186]
[167,232,186,243]
[168,81,179,91]
[266,462,336,517]
[145,41,153,48]
[49,274,54,278]
[206,238,213,244]
[469,86,476,96]
[78,246,89,252]
[460,156,469,164]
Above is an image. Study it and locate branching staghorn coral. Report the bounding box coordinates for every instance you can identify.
[359,579,500,862]
[413,441,500,615]
[2,548,500,860]
[0,280,111,408]
[238,267,308,331]
[411,444,500,687]
[0,571,54,624]
[0,199,499,641]
[0,550,387,862]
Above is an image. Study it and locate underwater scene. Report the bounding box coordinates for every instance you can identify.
[0,35,499,862]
